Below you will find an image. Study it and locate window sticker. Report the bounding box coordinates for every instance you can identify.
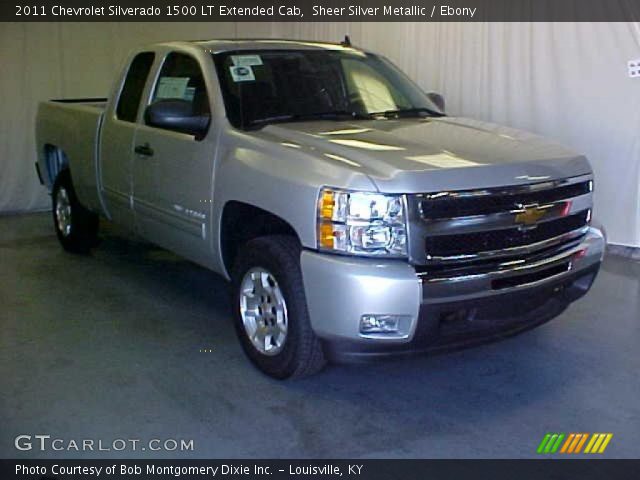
[155,77,190,99]
[230,66,255,82]
[231,55,263,67]
[183,87,196,102]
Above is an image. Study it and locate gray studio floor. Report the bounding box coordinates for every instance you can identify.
[1,212,639,459]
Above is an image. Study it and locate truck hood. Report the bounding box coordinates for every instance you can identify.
[255,117,591,193]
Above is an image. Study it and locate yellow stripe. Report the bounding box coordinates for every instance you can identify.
[560,434,575,453]
[597,434,613,454]
[567,434,581,453]
[574,433,589,453]
[590,434,606,454]
[584,434,598,453]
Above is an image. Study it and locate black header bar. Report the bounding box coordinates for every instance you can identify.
[4,0,640,22]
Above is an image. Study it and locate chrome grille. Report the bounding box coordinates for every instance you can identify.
[406,174,593,267]
[424,210,589,257]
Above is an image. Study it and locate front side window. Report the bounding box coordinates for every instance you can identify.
[116,51,155,122]
[213,49,442,129]
[150,52,210,118]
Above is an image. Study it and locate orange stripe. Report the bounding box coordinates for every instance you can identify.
[567,434,582,453]
[560,434,575,453]
[574,433,589,453]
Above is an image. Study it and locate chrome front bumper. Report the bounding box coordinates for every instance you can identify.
[301,227,605,357]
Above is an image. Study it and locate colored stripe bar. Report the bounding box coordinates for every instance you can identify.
[550,433,565,453]
[538,432,612,454]
[560,434,575,453]
[590,434,606,453]
[544,434,559,454]
[598,434,613,453]
[584,434,598,453]
[574,433,589,453]
[567,434,582,453]
[537,434,552,454]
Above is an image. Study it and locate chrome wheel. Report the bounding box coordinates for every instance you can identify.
[239,267,288,356]
[55,187,72,237]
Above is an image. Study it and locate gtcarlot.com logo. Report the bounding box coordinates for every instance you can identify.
[537,433,613,454]
[15,435,194,452]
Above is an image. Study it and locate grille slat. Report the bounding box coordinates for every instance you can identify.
[419,181,591,220]
[425,210,589,258]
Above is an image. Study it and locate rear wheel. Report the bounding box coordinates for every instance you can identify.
[52,170,98,253]
[231,236,326,379]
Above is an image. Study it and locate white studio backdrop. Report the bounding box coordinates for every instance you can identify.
[1,22,639,247]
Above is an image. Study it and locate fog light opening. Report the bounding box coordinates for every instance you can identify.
[360,314,411,335]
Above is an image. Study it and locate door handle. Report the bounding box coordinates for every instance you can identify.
[134,143,154,157]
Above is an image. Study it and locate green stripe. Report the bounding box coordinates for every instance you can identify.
[537,434,552,454]
[544,434,559,453]
[550,433,565,453]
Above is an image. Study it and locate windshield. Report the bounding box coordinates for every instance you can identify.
[213,49,443,129]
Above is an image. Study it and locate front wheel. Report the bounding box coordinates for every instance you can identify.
[52,170,98,254]
[231,236,326,379]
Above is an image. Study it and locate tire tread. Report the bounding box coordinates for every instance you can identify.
[231,235,326,379]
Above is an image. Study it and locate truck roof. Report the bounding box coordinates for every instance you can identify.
[155,38,366,54]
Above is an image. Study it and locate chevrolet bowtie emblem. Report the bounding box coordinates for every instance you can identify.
[515,204,547,226]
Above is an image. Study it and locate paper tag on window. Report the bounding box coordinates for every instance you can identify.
[183,87,196,102]
[230,66,255,82]
[156,77,189,99]
[231,55,263,67]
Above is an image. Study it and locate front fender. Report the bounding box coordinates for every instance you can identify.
[211,130,376,275]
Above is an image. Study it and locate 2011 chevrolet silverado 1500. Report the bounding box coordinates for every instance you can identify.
[35,39,605,378]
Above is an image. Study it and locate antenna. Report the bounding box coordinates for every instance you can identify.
[341,35,351,47]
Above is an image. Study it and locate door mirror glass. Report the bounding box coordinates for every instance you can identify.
[144,99,210,138]
[426,92,445,112]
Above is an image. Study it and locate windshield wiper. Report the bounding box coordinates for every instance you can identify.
[248,114,295,126]
[368,107,443,118]
[248,110,370,128]
[298,110,371,121]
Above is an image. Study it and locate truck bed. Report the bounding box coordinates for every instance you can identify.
[50,97,108,109]
[35,98,107,213]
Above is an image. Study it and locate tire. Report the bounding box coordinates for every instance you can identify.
[52,169,99,254]
[231,235,327,379]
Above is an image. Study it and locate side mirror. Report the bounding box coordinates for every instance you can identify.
[426,92,445,113]
[144,99,210,138]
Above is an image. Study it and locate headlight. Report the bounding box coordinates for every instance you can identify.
[317,188,407,257]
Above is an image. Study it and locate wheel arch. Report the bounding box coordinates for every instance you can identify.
[43,144,69,188]
[220,201,302,278]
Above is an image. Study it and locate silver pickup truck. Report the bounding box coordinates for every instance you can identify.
[35,39,605,378]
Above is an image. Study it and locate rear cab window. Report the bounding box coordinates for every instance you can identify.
[116,52,155,122]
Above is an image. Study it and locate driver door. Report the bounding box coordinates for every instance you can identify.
[132,51,215,264]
